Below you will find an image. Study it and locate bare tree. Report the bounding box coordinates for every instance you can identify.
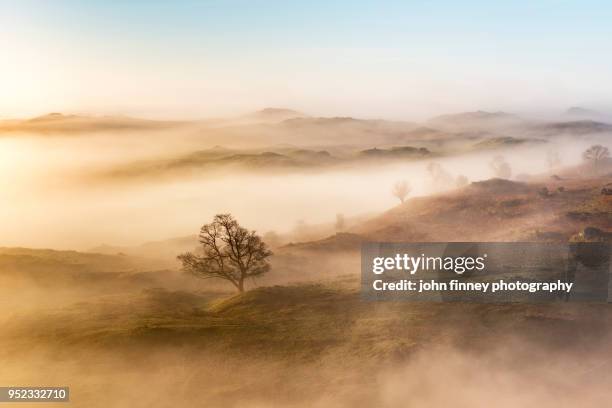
[582,145,610,173]
[262,230,282,249]
[177,214,272,293]
[426,162,454,191]
[489,155,512,179]
[392,180,411,203]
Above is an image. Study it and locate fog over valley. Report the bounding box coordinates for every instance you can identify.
[1,108,610,407]
[4,2,612,406]
[1,109,607,249]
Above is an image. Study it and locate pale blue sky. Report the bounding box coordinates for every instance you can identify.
[1,0,611,119]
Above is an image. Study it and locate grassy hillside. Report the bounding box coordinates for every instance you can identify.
[1,149,610,407]
[0,247,204,313]
[357,176,611,242]
[0,113,187,134]
[5,283,612,359]
[6,280,612,407]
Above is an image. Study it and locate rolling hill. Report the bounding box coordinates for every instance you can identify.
[0,113,188,134]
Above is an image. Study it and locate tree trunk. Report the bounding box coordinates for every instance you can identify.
[238,279,244,293]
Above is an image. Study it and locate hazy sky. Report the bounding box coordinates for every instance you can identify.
[1,0,611,120]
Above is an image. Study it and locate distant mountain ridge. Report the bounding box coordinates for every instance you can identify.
[534,120,612,136]
[0,112,187,133]
[564,106,603,119]
[428,110,523,131]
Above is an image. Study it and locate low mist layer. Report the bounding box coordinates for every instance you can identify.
[1,109,610,407]
[1,109,608,249]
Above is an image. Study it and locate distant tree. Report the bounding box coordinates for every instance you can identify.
[546,150,561,171]
[426,162,455,191]
[455,174,469,188]
[262,230,282,248]
[292,219,313,241]
[335,213,346,232]
[392,180,411,203]
[177,214,272,293]
[489,155,512,179]
[582,145,610,173]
